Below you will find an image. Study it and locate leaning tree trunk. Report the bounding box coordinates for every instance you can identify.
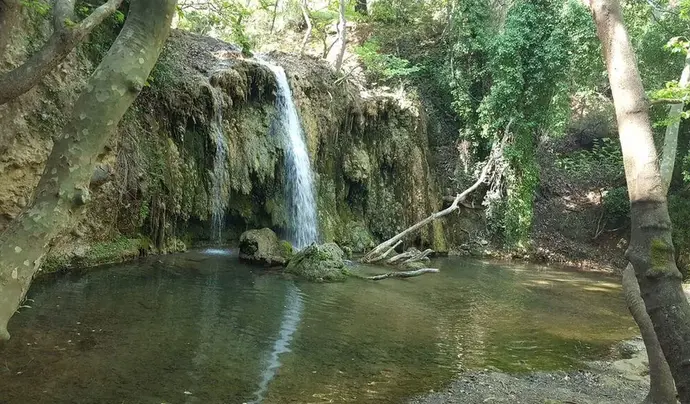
[622,49,690,404]
[623,264,677,404]
[590,0,690,401]
[0,0,177,341]
[0,0,123,106]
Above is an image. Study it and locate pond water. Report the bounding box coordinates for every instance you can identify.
[0,251,635,403]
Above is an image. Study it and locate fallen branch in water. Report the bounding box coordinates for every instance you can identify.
[361,136,506,264]
[364,268,439,280]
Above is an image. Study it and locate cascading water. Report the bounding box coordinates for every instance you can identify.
[209,89,229,243]
[260,61,319,248]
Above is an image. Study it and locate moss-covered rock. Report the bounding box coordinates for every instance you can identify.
[42,238,143,273]
[339,221,376,253]
[285,242,348,282]
[343,147,372,183]
[239,228,293,267]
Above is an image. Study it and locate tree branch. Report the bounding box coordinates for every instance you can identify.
[649,98,687,106]
[0,0,123,106]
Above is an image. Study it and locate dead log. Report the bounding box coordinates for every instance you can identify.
[387,250,416,265]
[367,240,402,264]
[364,268,439,280]
[403,248,433,264]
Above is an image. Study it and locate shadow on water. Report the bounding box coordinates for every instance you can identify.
[0,253,635,403]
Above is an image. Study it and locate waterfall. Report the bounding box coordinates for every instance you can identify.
[260,61,319,249]
[209,89,229,243]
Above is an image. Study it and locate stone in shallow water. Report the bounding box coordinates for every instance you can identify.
[285,242,347,282]
[239,228,293,267]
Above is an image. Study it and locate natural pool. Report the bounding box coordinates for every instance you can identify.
[0,251,635,403]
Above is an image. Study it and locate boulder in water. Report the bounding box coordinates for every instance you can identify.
[286,243,348,282]
[239,228,293,267]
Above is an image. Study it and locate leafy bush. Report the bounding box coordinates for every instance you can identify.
[355,40,422,82]
[556,138,624,182]
[603,186,629,227]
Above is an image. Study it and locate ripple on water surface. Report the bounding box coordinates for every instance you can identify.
[0,254,635,403]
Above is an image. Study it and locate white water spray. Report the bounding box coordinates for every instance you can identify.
[260,61,319,248]
[209,89,229,243]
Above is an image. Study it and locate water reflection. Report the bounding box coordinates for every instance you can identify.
[251,283,304,403]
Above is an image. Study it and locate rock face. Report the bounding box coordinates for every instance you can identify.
[0,20,450,273]
[239,228,292,267]
[286,243,347,282]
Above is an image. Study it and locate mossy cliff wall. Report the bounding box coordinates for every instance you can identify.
[0,25,448,272]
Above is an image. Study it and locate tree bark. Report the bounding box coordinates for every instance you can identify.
[334,0,347,73]
[623,47,690,404]
[0,0,20,59]
[0,0,123,106]
[623,264,677,404]
[299,0,312,56]
[660,51,690,192]
[589,0,690,400]
[0,0,176,341]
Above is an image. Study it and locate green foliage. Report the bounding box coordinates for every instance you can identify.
[474,0,575,247]
[669,194,690,259]
[139,201,150,226]
[177,1,255,54]
[355,40,422,82]
[21,0,50,16]
[683,150,690,183]
[76,0,126,64]
[603,186,630,227]
[556,138,624,180]
[368,0,423,24]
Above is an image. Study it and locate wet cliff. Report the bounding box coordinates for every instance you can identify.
[0,22,448,272]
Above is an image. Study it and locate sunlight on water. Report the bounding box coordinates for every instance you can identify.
[202,248,233,256]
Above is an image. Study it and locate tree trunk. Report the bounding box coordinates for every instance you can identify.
[0,0,123,106]
[589,0,690,400]
[334,0,347,73]
[0,0,176,341]
[623,48,690,404]
[270,0,280,34]
[660,51,690,192]
[0,0,20,59]
[299,0,312,56]
[623,264,677,404]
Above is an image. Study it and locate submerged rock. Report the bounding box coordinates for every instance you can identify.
[239,228,293,267]
[285,243,348,282]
